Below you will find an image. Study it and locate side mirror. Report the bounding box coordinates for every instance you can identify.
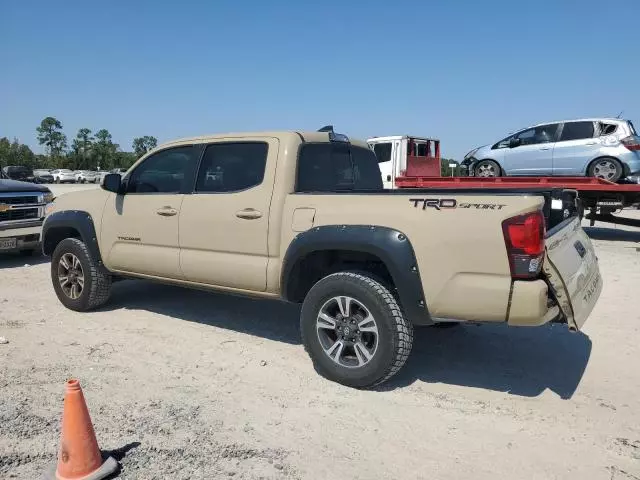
[102,173,123,194]
[509,137,521,148]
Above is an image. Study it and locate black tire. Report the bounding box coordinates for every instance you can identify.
[51,238,112,311]
[475,159,502,177]
[300,272,413,388]
[588,157,623,182]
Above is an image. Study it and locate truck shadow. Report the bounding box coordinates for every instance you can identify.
[583,226,640,242]
[0,252,49,269]
[385,323,591,399]
[105,281,590,399]
[106,280,301,345]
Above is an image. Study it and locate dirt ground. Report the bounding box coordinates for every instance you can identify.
[1,200,640,479]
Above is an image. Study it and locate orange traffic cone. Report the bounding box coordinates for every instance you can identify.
[42,379,118,480]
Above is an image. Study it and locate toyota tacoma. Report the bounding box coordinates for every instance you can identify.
[41,127,602,387]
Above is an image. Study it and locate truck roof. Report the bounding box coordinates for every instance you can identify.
[367,135,440,142]
[159,131,370,150]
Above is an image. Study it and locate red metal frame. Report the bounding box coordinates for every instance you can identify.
[404,137,441,178]
[394,175,640,192]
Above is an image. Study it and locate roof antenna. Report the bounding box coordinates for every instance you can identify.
[616,110,623,119]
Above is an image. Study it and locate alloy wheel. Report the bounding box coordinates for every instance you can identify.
[57,253,85,300]
[316,296,379,368]
[476,163,497,177]
[593,160,618,181]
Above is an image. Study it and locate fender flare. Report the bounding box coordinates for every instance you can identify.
[281,225,432,325]
[42,210,105,268]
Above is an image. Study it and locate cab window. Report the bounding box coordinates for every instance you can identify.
[126,146,197,194]
[195,142,268,193]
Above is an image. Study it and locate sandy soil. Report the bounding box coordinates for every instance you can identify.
[1,210,640,479]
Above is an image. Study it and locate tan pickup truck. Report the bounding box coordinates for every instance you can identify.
[42,127,602,388]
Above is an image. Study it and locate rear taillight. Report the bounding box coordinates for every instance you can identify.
[502,210,545,279]
[621,135,640,151]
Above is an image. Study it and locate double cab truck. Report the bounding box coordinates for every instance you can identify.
[41,127,602,388]
[0,176,53,255]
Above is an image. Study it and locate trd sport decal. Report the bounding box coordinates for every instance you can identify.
[410,198,507,211]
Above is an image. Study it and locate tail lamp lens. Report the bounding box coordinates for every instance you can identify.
[502,210,545,278]
[621,135,640,151]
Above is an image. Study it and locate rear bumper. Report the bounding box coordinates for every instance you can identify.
[507,279,561,327]
[621,151,640,176]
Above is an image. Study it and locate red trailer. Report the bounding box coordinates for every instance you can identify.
[395,175,640,227]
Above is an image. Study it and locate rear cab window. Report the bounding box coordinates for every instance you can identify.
[296,143,383,192]
[628,121,637,136]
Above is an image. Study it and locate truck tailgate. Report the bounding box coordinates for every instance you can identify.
[543,218,602,331]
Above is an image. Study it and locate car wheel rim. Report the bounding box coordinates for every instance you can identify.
[58,253,85,300]
[477,163,497,177]
[593,160,617,180]
[316,296,379,369]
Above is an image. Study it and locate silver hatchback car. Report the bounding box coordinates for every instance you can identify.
[462,118,640,182]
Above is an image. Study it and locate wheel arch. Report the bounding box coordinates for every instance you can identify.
[42,211,105,268]
[281,225,432,325]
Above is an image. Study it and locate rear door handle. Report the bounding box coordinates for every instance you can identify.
[156,206,178,217]
[539,147,551,150]
[236,208,262,220]
[585,142,597,145]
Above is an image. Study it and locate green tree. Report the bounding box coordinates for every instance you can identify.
[71,128,94,169]
[113,151,138,169]
[440,158,460,177]
[0,137,10,168]
[36,117,67,158]
[132,136,158,158]
[0,137,36,169]
[93,129,119,170]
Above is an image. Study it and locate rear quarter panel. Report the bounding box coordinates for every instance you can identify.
[280,193,544,322]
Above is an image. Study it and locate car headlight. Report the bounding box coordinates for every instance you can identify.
[43,192,54,203]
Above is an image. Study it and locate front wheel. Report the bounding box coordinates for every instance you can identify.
[51,238,112,311]
[475,159,501,177]
[300,272,413,388]
[588,157,623,182]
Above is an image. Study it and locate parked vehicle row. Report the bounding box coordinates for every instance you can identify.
[1,167,129,184]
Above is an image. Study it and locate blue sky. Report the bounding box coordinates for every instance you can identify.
[1,0,638,160]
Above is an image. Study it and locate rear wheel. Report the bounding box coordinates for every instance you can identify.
[300,272,413,388]
[588,157,623,182]
[475,159,501,177]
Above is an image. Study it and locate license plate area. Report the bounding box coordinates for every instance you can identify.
[0,238,17,250]
[544,218,602,330]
